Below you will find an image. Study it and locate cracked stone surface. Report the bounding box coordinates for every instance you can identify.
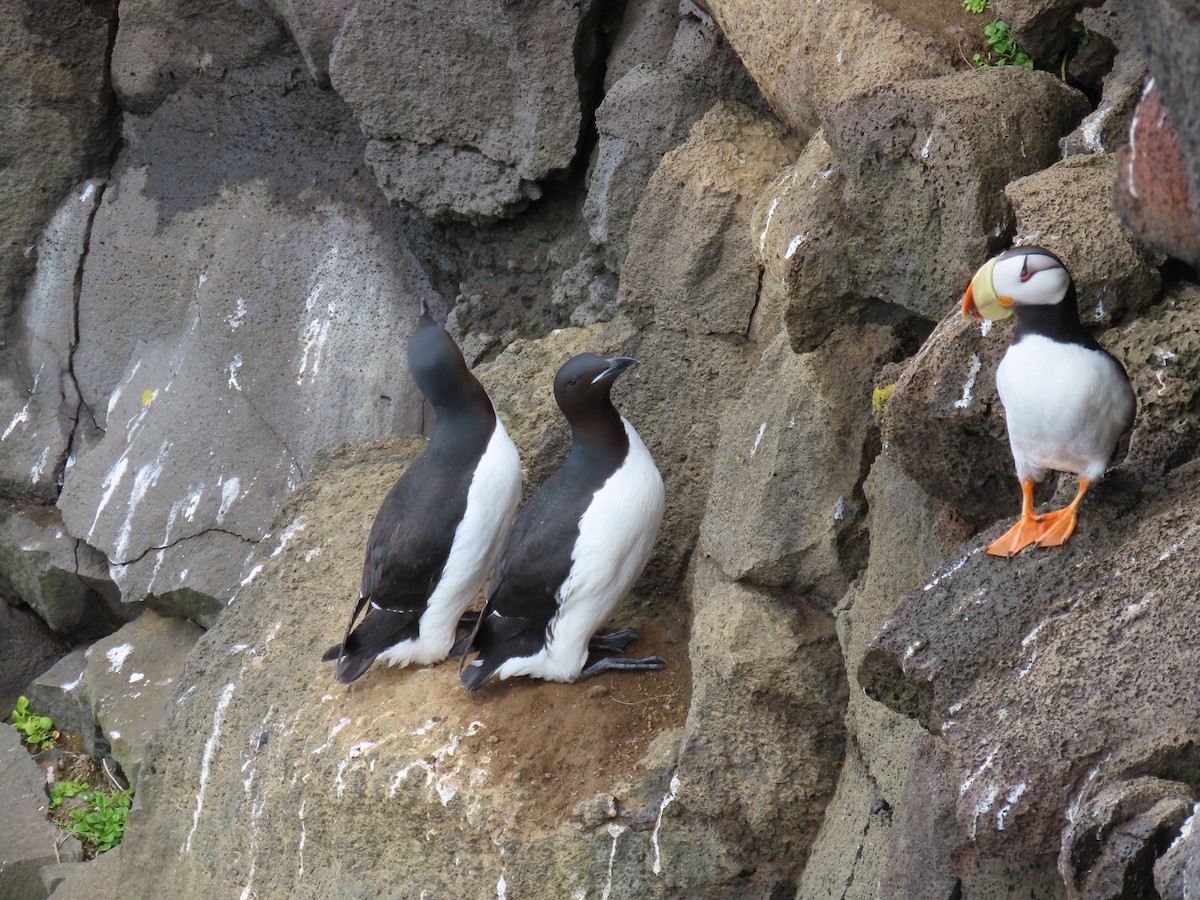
[82,610,203,786]
[56,55,438,615]
[0,725,83,900]
[330,0,599,221]
[0,181,104,503]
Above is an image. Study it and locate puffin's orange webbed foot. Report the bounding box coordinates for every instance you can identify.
[987,478,1040,558]
[986,514,1042,558]
[1032,506,1078,547]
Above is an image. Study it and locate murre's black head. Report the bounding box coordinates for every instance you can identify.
[554,354,637,423]
[407,311,488,410]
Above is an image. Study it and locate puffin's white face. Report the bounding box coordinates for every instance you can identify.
[990,251,1069,306]
[962,246,1070,320]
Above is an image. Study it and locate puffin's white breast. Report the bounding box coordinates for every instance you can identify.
[996,334,1134,483]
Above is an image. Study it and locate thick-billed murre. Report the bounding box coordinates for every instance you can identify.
[962,246,1136,557]
[460,353,665,688]
[323,305,521,683]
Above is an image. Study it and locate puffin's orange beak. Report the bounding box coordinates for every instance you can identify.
[961,257,1014,322]
[962,281,982,319]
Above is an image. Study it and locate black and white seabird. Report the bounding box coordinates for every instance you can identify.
[962,246,1136,558]
[460,353,665,689]
[322,306,522,683]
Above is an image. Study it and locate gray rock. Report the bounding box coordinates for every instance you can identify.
[111,0,289,114]
[365,139,542,222]
[0,604,68,720]
[1060,1,1148,157]
[56,53,435,614]
[883,309,1014,527]
[612,101,801,588]
[25,651,96,758]
[619,102,800,337]
[1106,282,1200,475]
[1059,776,1195,899]
[83,611,204,786]
[330,0,598,221]
[859,458,1200,870]
[799,452,968,898]
[667,557,847,894]
[702,0,959,135]
[0,0,115,325]
[44,846,122,900]
[585,8,763,274]
[824,68,1091,322]
[989,0,1100,62]
[1007,153,1161,328]
[0,181,103,503]
[260,0,356,87]
[701,327,900,600]
[0,724,82,900]
[603,0,680,92]
[0,503,128,641]
[1155,803,1200,900]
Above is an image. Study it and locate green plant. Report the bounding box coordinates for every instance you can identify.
[10,696,57,750]
[962,0,990,13]
[52,783,132,853]
[49,780,90,809]
[972,19,1033,69]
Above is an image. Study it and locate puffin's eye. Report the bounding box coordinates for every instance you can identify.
[1019,259,1033,282]
[567,378,578,387]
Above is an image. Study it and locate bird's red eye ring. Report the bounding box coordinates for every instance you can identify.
[1019,259,1033,282]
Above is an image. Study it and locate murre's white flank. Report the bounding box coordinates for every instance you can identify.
[324,306,521,684]
[963,245,1135,558]
[461,354,666,689]
[378,419,520,668]
[492,417,662,683]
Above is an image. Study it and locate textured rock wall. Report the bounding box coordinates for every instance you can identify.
[2,0,1199,898]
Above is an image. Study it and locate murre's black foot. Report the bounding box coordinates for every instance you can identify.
[448,610,483,659]
[575,655,666,683]
[588,629,640,653]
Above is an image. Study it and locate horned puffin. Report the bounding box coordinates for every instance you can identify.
[962,245,1135,558]
[322,304,521,683]
[460,353,665,689]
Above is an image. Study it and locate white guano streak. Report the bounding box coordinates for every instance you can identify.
[651,773,681,875]
[183,682,236,853]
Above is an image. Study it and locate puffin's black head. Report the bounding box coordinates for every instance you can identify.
[553,354,637,424]
[962,245,1072,320]
[407,311,481,408]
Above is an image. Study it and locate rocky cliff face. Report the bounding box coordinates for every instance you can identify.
[2,0,1199,898]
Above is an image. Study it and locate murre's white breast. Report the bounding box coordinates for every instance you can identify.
[495,417,664,683]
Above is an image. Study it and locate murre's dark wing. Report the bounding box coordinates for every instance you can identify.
[459,463,600,690]
[325,451,474,683]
